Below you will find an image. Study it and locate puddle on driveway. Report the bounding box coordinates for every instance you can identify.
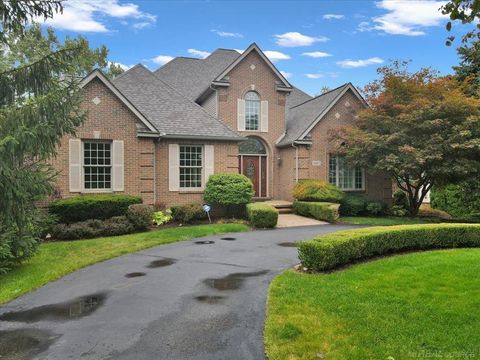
[146,258,176,268]
[194,295,226,304]
[278,242,297,247]
[203,270,269,291]
[125,272,146,278]
[0,328,59,360]
[0,292,107,323]
[195,240,215,245]
[220,237,236,241]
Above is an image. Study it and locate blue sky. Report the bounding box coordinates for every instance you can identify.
[42,0,471,95]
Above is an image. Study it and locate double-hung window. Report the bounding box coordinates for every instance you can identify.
[83,141,112,190]
[245,91,260,131]
[179,145,203,189]
[329,155,364,190]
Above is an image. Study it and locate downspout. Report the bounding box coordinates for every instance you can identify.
[153,138,157,206]
[292,143,299,183]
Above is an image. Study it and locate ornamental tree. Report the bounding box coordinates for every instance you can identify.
[331,62,480,216]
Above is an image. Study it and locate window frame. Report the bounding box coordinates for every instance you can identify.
[81,140,113,193]
[179,144,204,190]
[328,154,365,191]
[244,91,261,131]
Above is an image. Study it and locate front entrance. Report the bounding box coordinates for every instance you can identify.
[239,137,267,198]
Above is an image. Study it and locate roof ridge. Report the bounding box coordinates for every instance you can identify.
[152,72,240,136]
[289,83,350,110]
[113,63,147,81]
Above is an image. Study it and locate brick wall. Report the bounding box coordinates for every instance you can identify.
[277,89,392,203]
[155,139,239,206]
[216,50,288,199]
[51,78,156,204]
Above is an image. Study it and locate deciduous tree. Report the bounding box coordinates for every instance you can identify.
[332,62,480,216]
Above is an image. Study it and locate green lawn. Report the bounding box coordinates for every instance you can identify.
[339,216,442,226]
[0,223,248,304]
[265,249,480,360]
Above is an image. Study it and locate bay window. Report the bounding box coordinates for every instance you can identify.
[329,155,364,190]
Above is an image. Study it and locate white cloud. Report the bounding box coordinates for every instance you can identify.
[263,50,291,62]
[280,70,292,79]
[337,57,384,68]
[323,14,345,20]
[211,29,243,38]
[306,73,324,79]
[234,49,245,54]
[115,62,133,71]
[274,32,329,47]
[359,0,448,36]
[187,49,211,59]
[302,51,332,58]
[132,22,153,30]
[152,55,174,66]
[43,0,156,32]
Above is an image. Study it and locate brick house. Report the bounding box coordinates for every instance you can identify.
[51,43,392,206]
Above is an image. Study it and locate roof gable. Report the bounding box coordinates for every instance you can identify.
[80,69,158,133]
[277,83,367,147]
[213,43,292,90]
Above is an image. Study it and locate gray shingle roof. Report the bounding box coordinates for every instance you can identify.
[112,64,242,140]
[277,84,350,147]
[154,49,240,101]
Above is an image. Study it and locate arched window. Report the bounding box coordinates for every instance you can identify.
[244,91,260,131]
[239,137,266,154]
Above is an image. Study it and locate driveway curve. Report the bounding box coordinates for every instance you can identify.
[0,224,357,360]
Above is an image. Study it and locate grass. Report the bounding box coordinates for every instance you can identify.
[338,216,442,226]
[265,249,480,360]
[0,223,248,304]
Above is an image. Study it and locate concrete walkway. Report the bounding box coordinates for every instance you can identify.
[276,213,328,227]
[0,225,358,360]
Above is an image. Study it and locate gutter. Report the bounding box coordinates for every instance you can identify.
[160,134,245,142]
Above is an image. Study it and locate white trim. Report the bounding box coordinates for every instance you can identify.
[298,83,368,141]
[79,70,158,133]
[213,43,292,89]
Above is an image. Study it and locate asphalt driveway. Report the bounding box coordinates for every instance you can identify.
[0,224,357,360]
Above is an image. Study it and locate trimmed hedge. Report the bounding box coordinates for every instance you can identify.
[204,173,254,205]
[339,194,367,216]
[48,195,142,223]
[298,224,480,272]
[293,180,343,203]
[293,201,339,223]
[246,203,278,228]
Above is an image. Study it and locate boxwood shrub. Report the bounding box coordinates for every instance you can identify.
[246,203,278,228]
[48,194,142,223]
[293,180,343,202]
[293,201,339,223]
[170,203,206,224]
[204,173,254,205]
[339,193,367,216]
[51,216,135,240]
[298,224,480,272]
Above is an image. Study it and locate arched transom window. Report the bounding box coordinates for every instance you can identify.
[244,91,260,131]
[239,137,266,155]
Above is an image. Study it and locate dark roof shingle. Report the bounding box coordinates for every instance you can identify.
[113,64,242,140]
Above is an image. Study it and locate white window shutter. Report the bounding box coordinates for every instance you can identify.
[169,144,180,191]
[261,100,268,132]
[204,145,214,186]
[112,140,124,191]
[69,139,82,192]
[237,99,245,131]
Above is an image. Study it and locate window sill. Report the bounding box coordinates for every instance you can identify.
[81,189,114,194]
[178,189,204,194]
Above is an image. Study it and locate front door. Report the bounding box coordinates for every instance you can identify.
[240,155,267,197]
